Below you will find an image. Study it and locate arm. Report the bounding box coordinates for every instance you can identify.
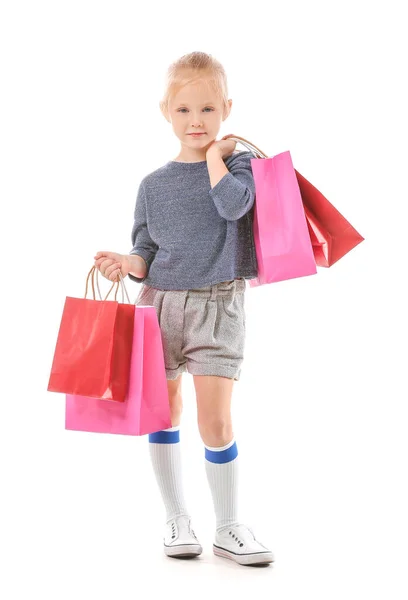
[128,180,158,283]
[127,254,148,279]
[206,149,230,188]
[206,150,256,221]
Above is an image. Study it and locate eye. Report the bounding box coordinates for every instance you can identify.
[177,107,214,113]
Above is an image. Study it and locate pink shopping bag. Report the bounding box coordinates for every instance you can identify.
[65,305,172,436]
[249,150,317,286]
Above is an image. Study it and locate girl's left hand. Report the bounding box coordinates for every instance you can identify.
[206,134,237,159]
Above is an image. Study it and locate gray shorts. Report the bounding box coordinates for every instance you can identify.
[134,278,246,381]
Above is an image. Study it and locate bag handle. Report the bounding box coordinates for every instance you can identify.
[94,267,131,303]
[222,134,268,158]
[84,266,131,304]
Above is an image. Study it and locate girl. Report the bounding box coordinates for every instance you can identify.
[94,51,274,567]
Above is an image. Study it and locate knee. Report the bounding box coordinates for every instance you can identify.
[169,393,183,426]
[198,418,233,447]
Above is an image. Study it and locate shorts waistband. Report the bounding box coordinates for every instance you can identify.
[144,277,246,300]
[146,278,246,301]
[187,278,246,301]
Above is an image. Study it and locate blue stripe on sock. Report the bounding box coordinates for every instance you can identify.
[205,441,238,464]
[148,429,180,444]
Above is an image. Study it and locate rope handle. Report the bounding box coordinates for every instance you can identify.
[84,266,131,303]
[222,133,268,158]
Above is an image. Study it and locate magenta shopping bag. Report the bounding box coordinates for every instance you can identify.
[248,150,317,286]
[65,306,172,436]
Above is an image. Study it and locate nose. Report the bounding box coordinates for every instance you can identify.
[191,112,203,127]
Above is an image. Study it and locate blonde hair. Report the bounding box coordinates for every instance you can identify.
[159,51,229,120]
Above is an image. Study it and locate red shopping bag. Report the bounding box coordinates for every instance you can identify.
[47,267,135,402]
[295,170,364,267]
[65,306,171,436]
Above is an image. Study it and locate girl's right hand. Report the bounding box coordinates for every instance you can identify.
[94,251,131,282]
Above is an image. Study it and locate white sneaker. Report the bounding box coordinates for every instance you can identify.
[164,515,203,558]
[213,523,275,566]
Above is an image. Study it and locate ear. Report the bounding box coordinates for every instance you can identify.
[223,99,232,121]
[159,101,171,123]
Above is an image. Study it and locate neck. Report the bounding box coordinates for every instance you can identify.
[174,140,213,162]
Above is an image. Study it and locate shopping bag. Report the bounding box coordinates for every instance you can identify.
[295,170,364,267]
[249,150,317,286]
[223,135,316,286]
[65,305,171,436]
[223,134,364,273]
[47,266,135,402]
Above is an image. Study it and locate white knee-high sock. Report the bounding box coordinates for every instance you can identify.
[148,425,190,522]
[204,438,240,531]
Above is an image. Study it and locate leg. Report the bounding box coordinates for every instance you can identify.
[167,373,183,427]
[149,373,202,558]
[194,374,234,446]
[194,375,239,530]
[194,374,274,566]
[148,374,189,521]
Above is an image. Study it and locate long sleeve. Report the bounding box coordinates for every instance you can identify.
[208,151,256,221]
[128,180,158,283]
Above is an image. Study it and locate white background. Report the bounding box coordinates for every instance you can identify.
[1,1,407,598]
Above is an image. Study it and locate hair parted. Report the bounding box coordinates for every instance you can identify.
[159,51,229,119]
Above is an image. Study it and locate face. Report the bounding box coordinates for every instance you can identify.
[166,78,232,161]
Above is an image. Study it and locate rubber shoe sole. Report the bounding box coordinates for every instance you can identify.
[164,543,203,558]
[213,543,274,566]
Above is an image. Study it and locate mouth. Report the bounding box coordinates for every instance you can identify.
[188,133,206,136]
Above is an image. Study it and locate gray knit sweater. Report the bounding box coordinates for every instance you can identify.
[128,150,258,290]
